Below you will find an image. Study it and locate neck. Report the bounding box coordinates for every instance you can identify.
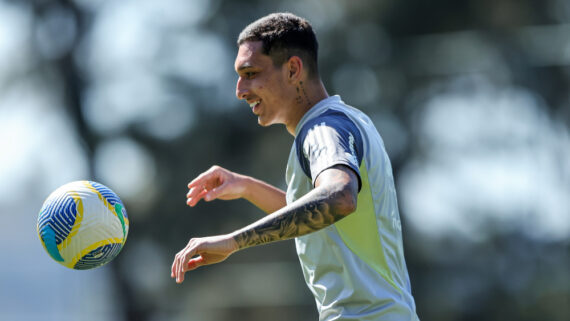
[286,79,329,136]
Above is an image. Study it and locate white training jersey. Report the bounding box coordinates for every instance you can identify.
[285,95,419,321]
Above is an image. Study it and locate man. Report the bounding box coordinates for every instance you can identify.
[171,12,419,321]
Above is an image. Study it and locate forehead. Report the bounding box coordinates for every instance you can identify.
[234,41,272,71]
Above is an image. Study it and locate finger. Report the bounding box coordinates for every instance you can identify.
[176,252,185,283]
[204,183,226,202]
[187,167,220,189]
[187,172,210,189]
[177,249,195,284]
[171,252,180,279]
[186,187,208,207]
[174,251,185,283]
[176,257,185,283]
[186,186,202,199]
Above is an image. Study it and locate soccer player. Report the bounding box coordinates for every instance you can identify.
[171,12,419,321]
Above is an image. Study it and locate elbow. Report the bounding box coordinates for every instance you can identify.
[344,195,358,216]
[315,165,360,218]
[334,188,358,216]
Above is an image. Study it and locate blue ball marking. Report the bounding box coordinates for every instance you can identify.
[89,181,127,217]
[73,243,124,270]
[40,225,65,262]
[37,194,77,245]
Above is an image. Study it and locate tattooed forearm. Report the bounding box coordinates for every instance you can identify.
[233,166,358,250]
[234,197,345,249]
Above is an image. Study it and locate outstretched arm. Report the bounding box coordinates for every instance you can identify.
[171,164,358,283]
[186,165,286,214]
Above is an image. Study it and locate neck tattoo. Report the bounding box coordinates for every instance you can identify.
[296,81,312,107]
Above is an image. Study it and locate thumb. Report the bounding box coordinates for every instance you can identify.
[187,256,205,271]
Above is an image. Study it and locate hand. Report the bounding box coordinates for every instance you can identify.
[186,166,247,207]
[171,234,238,283]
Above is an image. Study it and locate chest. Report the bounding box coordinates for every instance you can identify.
[285,144,312,205]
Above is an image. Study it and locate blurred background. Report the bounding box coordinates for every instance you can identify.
[1,0,569,320]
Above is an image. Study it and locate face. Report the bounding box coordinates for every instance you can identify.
[234,41,297,128]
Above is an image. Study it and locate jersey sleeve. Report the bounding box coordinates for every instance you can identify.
[295,110,364,190]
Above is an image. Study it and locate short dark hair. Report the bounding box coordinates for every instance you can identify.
[237,13,319,79]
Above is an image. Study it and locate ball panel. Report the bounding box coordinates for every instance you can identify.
[38,193,78,245]
[89,181,123,208]
[73,242,124,270]
[37,188,86,265]
[83,181,129,235]
[63,192,85,247]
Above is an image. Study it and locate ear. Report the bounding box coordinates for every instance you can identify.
[286,56,304,83]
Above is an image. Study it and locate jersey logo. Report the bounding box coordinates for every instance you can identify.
[347,133,358,167]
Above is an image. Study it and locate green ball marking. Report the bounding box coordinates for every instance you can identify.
[114,203,127,239]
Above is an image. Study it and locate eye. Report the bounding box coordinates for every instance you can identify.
[244,71,257,79]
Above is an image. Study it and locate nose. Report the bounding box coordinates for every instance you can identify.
[236,77,248,100]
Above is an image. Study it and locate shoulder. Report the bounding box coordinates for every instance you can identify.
[294,107,364,183]
[297,108,361,142]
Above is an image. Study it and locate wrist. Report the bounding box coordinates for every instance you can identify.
[229,229,247,251]
[226,233,241,253]
[239,175,255,202]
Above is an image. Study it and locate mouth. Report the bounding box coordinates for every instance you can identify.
[249,100,261,113]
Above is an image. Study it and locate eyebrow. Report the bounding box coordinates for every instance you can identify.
[236,63,254,71]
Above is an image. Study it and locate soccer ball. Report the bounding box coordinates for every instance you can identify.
[37,180,129,270]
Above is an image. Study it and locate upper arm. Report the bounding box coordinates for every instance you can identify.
[296,110,364,187]
[293,110,364,216]
[314,164,359,216]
